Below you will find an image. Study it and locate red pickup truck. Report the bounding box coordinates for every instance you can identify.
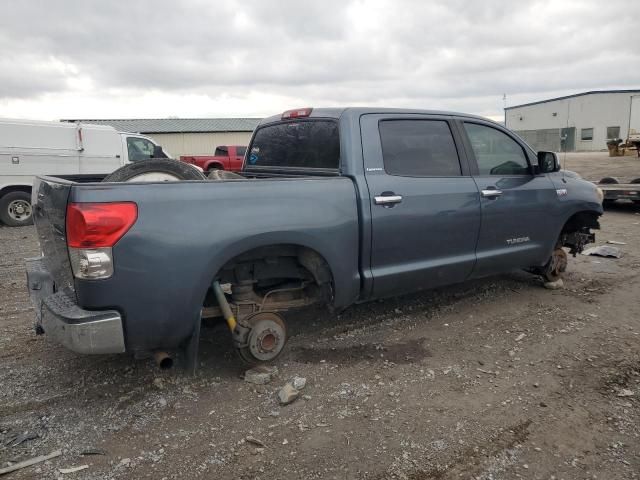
[180,145,247,173]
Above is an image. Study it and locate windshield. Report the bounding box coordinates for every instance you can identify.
[246,120,339,170]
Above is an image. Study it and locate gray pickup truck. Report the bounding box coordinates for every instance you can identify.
[26,107,604,371]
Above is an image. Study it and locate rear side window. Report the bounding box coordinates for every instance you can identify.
[379,120,461,177]
[464,123,529,175]
[247,120,339,170]
[236,146,247,156]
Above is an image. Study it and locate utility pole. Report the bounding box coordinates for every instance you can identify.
[503,93,507,126]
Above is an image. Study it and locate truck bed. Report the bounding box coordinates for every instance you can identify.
[31,175,361,354]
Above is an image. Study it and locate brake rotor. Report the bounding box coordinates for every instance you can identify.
[236,312,287,364]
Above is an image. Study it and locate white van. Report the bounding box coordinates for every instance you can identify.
[0,118,170,226]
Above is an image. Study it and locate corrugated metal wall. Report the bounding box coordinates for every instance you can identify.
[146,132,254,157]
[514,128,561,152]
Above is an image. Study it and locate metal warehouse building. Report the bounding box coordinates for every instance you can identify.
[64,118,262,158]
[505,90,640,152]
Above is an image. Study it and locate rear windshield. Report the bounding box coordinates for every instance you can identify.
[246,120,339,170]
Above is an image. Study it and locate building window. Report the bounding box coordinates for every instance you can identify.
[581,128,594,141]
[607,126,620,139]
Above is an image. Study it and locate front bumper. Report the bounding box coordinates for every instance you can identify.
[26,257,126,354]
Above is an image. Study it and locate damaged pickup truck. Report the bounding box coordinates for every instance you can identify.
[26,107,604,371]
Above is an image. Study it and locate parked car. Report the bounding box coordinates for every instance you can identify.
[0,118,170,226]
[26,107,604,371]
[180,145,246,173]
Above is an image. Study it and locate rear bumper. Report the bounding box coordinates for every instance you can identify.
[26,257,125,354]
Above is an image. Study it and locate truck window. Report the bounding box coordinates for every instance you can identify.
[379,120,461,177]
[464,123,529,175]
[237,146,247,156]
[127,137,155,162]
[214,146,228,156]
[247,120,339,170]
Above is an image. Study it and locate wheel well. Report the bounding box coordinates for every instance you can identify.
[205,162,224,171]
[205,244,335,313]
[0,185,32,198]
[217,244,333,288]
[558,210,600,255]
[561,211,600,234]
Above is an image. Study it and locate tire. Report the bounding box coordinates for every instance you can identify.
[0,191,33,227]
[598,177,619,184]
[207,169,244,180]
[630,178,640,184]
[102,158,206,182]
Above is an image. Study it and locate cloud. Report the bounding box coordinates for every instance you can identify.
[0,0,638,119]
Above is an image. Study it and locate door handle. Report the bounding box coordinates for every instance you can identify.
[481,188,503,198]
[374,195,403,205]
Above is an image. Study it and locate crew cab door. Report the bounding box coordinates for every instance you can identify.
[457,119,559,277]
[361,114,481,298]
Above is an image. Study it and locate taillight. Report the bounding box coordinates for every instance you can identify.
[66,202,137,248]
[66,202,137,280]
[281,107,313,119]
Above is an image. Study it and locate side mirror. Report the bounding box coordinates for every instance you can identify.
[537,151,559,173]
[152,145,167,158]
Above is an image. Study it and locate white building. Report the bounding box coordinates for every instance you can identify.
[505,90,640,152]
[63,118,262,158]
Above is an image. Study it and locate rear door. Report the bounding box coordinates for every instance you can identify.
[457,119,559,277]
[361,114,481,298]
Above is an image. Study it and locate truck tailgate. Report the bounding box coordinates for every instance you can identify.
[32,176,76,296]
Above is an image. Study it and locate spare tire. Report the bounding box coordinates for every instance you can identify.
[102,159,206,182]
[598,176,620,184]
[207,169,244,180]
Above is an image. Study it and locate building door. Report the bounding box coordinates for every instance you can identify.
[560,127,575,152]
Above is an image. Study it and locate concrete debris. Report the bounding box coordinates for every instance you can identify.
[244,366,278,385]
[543,278,564,290]
[0,449,62,476]
[59,465,89,474]
[606,240,626,245]
[245,436,266,447]
[515,333,526,342]
[278,383,300,405]
[292,376,307,390]
[617,389,634,397]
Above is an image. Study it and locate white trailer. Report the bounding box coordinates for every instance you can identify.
[0,118,169,226]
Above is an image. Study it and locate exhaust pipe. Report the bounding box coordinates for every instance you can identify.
[153,351,173,370]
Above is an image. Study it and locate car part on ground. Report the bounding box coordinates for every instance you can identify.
[102,158,206,182]
[0,190,33,226]
[541,247,568,282]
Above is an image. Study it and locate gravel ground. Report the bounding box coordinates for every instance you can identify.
[1,153,639,479]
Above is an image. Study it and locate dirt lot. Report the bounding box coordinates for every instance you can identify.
[1,153,639,479]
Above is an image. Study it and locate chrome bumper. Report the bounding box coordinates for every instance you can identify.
[26,257,125,354]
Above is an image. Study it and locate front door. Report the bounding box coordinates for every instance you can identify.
[460,120,559,278]
[361,114,481,298]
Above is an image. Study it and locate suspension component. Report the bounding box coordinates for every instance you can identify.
[211,280,287,364]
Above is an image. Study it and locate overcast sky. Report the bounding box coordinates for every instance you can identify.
[1,0,638,121]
